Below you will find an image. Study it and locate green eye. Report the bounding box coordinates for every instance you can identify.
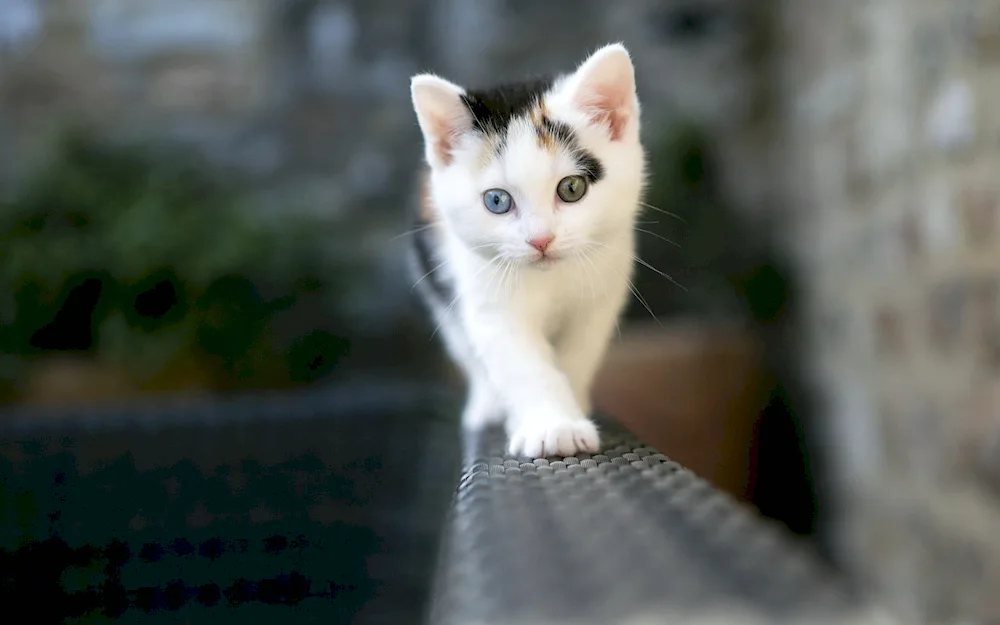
[556,175,587,203]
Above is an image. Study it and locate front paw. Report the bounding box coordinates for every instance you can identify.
[507,417,600,458]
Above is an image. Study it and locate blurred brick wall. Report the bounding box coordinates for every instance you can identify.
[777,0,1000,621]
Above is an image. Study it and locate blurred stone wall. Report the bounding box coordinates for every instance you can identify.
[777,0,1000,621]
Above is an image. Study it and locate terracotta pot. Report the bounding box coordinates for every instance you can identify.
[15,354,216,407]
[18,356,140,406]
[592,323,769,500]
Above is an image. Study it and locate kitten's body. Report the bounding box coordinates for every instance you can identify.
[408,45,644,457]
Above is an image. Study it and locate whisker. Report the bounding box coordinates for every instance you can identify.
[411,259,448,291]
[635,227,681,248]
[467,242,496,252]
[574,250,596,304]
[429,294,461,340]
[390,223,434,242]
[640,201,686,223]
[633,256,687,291]
[585,243,661,326]
[588,239,687,293]
[497,259,514,299]
[579,245,608,300]
[480,258,506,303]
[626,277,661,326]
[429,255,500,340]
[412,243,494,293]
[510,258,523,295]
[491,257,514,301]
[495,260,506,299]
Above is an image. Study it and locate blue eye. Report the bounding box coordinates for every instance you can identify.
[482,189,513,214]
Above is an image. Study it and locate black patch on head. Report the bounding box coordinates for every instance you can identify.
[460,75,606,185]
[540,117,605,184]
[539,116,574,145]
[460,76,554,136]
[411,220,453,304]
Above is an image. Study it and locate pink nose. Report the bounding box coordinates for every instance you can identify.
[527,235,554,253]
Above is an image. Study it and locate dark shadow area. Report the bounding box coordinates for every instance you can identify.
[629,126,828,561]
[0,385,461,624]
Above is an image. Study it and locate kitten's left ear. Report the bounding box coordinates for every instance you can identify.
[410,74,473,168]
[569,43,638,141]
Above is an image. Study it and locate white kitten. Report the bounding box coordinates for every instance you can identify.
[408,44,645,458]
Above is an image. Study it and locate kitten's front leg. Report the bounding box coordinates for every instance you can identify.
[556,298,625,417]
[467,314,599,457]
[462,374,505,430]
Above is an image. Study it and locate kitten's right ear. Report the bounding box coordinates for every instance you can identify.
[410,74,472,168]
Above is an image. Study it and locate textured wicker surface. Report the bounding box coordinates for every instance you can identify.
[429,419,853,625]
[2,385,855,624]
[0,383,461,624]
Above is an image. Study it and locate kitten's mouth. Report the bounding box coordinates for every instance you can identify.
[530,253,560,268]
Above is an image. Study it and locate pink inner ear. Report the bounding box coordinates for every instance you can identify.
[576,88,631,142]
[428,118,459,166]
[592,96,630,142]
[432,135,455,166]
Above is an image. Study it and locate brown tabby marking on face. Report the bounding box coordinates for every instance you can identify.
[477,133,503,170]
[530,102,558,153]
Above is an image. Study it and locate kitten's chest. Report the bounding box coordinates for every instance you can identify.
[515,265,594,335]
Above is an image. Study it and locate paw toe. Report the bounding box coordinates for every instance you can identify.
[508,419,601,458]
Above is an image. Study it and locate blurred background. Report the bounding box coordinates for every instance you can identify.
[1,0,1000,622]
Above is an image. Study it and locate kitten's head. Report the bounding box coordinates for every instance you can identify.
[410,44,644,268]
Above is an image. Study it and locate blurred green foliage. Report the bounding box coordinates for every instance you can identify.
[630,123,789,325]
[628,124,741,322]
[0,131,352,401]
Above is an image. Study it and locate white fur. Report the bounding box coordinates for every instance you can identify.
[410,44,645,457]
